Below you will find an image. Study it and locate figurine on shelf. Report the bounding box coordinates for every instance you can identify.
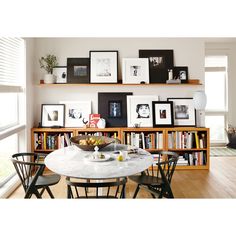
[166,69,181,84]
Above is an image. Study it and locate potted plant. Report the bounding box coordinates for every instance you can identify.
[39,54,58,83]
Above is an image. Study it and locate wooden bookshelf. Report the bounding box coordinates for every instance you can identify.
[31,127,210,170]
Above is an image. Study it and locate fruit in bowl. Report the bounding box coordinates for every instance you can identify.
[70,135,115,151]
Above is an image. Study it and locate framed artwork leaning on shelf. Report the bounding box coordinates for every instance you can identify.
[167,98,196,126]
[173,66,188,83]
[41,104,65,128]
[90,51,118,83]
[122,58,149,84]
[60,101,91,127]
[127,95,159,127]
[53,66,67,83]
[152,101,174,127]
[67,58,90,83]
[98,92,133,127]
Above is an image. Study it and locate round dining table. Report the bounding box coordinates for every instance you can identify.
[45,143,153,180]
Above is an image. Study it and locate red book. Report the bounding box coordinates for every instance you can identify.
[89,114,100,128]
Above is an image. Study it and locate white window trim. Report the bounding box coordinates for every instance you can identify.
[0,85,24,93]
[0,124,25,141]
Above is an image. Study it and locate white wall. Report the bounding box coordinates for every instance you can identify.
[32,38,205,126]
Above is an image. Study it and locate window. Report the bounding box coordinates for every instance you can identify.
[205,55,228,144]
[0,37,26,191]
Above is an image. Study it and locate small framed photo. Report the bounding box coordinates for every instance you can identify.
[139,49,174,83]
[41,104,65,128]
[60,101,91,127]
[173,66,188,83]
[90,51,118,83]
[127,95,159,127]
[98,92,133,127]
[167,98,196,126]
[67,58,90,83]
[53,66,67,83]
[152,101,174,127]
[122,58,149,84]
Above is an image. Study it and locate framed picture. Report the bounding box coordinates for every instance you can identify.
[53,66,67,83]
[139,50,174,83]
[167,98,196,126]
[67,58,90,83]
[98,92,133,127]
[173,66,188,83]
[90,51,118,83]
[122,58,149,84]
[127,95,159,127]
[152,101,174,127]
[41,104,65,128]
[59,101,91,127]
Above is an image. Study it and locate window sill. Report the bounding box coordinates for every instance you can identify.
[0,175,20,198]
[0,124,26,140]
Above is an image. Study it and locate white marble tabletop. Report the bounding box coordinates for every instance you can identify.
[45,144,153,179]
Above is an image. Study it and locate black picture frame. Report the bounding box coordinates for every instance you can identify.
[41,104,65,128]
[67,58,90,84]
[152,101,174,127]
[52,66,67,83]
[98,92,133,127]
[90,50,118,83]
[167,98,196,127]
[173,66,188,83]
[139,49,174,83]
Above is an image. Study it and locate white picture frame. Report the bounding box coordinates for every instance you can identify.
[90,51,118,83]
[41,104,65,127]
[127,95,159,127]
[59,101,92,127]
[53,66,67,83]
[122,58,149,84]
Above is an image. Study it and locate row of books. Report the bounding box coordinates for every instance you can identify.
[124,132,163,149]
[168,131,207,149]
[152,151,207,166]
[34,132,73,150]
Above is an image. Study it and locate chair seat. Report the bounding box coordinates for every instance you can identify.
[129,175,163,187]
[35,174,61,187]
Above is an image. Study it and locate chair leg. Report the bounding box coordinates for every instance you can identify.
[133,185,140,198]
[45,186,55,198]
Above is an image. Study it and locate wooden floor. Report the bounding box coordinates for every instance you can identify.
[8,156,236,198]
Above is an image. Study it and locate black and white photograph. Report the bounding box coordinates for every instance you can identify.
[67,58,90,83]
[98,92,132,127]
[127,95,159,127]
[173,66,188,83]
[60,101,91,127]
[167,98,196,126]
[152,101,174,127]
[122,58,149,84]
[109,101,122,118]
[139,50,174,83]
[136,104,150,118]
[53,66,67,83]
[41,104,65,127]
[90,51,118,83]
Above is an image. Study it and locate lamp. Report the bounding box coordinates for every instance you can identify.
[193,90,207,127]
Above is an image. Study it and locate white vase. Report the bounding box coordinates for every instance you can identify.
[44,74,56,84]
[97,118,106,128]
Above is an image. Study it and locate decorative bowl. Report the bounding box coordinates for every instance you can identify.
[70,135,115,151]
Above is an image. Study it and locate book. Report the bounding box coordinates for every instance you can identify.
[89,114,100,128]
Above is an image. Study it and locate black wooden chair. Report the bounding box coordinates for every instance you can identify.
[129,151,179,199]
[11,152,61,199]
[66,177,127,199]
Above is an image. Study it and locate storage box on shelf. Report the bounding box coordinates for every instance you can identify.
[31,127,209,170]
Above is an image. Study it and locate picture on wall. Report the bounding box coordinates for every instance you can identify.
[98,92,133,127]
[53,66,67,83]
[152,101,174,127]
[67,58,90,83]
[127,95,159,127]
[173,66,189,83]
[122,58,149,84]
[167,98,196,126]
[60,101,91,127]
[90,51,118,83]
[139,50,174,83]
[41,104,65,128]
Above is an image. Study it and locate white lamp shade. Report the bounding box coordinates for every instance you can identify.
[193,90,207,110]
